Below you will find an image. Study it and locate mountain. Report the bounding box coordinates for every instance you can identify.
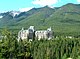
[16,6,55,29]
[45,3,80,35]
[0,12,13,27]
[0,3,80,36]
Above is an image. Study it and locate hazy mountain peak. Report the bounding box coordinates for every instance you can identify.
[62,3,77,7]
[9,11,21,17]
[42,5,53,9]
[66,3,74,5]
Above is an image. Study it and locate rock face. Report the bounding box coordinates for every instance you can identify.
[18,26,53,41]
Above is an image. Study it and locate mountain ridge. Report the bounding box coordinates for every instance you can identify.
[0,3,80,36]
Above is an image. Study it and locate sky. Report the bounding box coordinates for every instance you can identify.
[0,0,79,12]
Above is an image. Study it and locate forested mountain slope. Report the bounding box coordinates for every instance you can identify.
[0,3,80,36]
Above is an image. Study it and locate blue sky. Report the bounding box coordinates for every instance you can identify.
[0,0,79,12]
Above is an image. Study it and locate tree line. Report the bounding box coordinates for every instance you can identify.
[0,29,80,59]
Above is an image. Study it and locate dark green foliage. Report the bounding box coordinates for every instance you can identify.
[31,38,80,59]
[0,29,80,59]
[0,29,32,59]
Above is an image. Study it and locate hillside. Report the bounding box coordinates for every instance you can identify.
[45,3,80,36]
[0,3,80,36]
[15,6,55,29]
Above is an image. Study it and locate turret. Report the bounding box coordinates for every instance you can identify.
[28,26,35,40]
[28,26,35,32]
[47,27,53,40]
[47,27,52,31]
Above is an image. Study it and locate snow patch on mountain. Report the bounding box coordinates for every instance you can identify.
[0,16,3,18]
[10,11,21,17]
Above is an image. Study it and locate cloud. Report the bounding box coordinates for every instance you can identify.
[32,0,58,6]
[19,7,33,12]
[77,0,80,3]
